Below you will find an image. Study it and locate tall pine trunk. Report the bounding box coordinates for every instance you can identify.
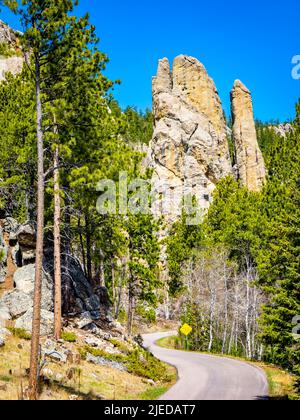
[85,214,92,282]
[54,145,62,340]
[29,55,44,401]
[127,271,135,335]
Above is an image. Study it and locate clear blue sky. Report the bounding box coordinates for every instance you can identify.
[1,0,299,122]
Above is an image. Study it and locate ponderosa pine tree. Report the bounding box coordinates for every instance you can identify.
[256,101,300,374]
[0,71,36,219]
[126,214,160,335]
[3,0,112,399]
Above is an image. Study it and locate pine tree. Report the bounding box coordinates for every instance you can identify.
[126,214,160,335]
[256,101,300,373]
[4,0,111,399]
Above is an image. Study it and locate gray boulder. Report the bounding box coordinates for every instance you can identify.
[13,264,53,311]
[2,217,19,234]
[0,327,11,337]
[16,223,36,263]
[0,303,11,327]
[0,265,53,324]
[43,349,67,363]
[2,290,31,318]
[0,266,6,284]
[86,353,126,372]
[0,336,5,347]
[15,308,54,336]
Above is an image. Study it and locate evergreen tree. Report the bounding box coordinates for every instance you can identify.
[126,214,160,335]
[256,101,300,374]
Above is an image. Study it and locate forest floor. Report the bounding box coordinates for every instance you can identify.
[156,335,299,400]
[0,328,176,401]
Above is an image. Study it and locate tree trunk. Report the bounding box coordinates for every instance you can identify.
[111,260,117,316]
[127,272,135,335]
[222,270,229,354]
[208,290,216,352]
[78,216,87,278]
[245,279,252,359]
[54,145,62,341]
[85,213,92,282]
[28,54,44,401]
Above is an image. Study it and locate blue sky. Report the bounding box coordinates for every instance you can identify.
[1,0,299,121]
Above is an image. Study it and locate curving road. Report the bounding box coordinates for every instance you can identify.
[143,332,269,401]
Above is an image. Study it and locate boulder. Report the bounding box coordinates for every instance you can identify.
[15,308,54,336]
[0,327,12,337]
[16,223,36,263]
[85,336,103,348]
[2,217,19,235]
[0,336,5,347]
[0,266,6,284]
[75,312,94,329]
[13,264,53,311]
[86,353,127,372]
[2,290,31,318]
[0,328,10,347]
[43,349,68,364]
[0,303,11,326]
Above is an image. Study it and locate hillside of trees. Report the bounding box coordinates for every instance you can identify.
[167,119,300,392]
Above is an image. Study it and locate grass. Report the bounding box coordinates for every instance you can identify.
[156,335,298,400]
[7,328,31,341]
[139,385,170,400]
[260,364,298,400]
[61,331,77,343]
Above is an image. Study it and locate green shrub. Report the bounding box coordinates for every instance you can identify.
[82,346,127,364]
[0,249,5,263]
[61,331,77,343]
[0,43,15,57]
[82,344,172,383]
[8,328,31,341]
[126,349,171,382]
[117,309,127,324]
[109,339,130,354]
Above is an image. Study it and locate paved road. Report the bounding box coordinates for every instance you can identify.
[143,332,269,401]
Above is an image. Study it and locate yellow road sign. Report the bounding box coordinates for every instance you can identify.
[180,323,193,336]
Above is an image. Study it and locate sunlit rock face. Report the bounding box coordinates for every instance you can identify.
[231,80,266,192]
[0,20,23,82]
[150,55,232,223]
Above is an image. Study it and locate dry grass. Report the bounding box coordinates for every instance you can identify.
[0,335,175,401]
[255,364,298,400]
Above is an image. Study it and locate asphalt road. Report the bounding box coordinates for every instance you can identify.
[142,332,269,401]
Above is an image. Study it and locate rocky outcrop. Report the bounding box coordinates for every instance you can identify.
[0,217,112,335]
[231,80,266,192]
[150,56,267,222]
[0,20,23,82]
[150,56,232,222]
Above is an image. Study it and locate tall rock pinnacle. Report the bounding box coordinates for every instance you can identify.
[231,80,266,192]
[172,55,226,136]
[150,55,232,222]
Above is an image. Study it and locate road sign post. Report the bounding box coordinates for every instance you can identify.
[180,324,193,351]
